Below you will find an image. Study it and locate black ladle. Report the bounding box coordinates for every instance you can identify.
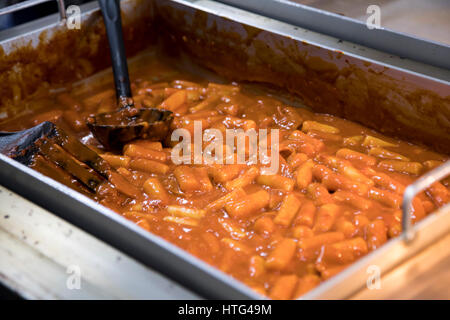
[87,0,173,152]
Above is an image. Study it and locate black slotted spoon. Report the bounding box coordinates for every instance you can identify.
[86,0,173,152]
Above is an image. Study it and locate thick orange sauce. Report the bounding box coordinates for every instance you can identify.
[0,53,448,299]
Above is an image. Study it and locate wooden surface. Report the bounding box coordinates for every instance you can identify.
[0,185,198,300]
[352,234,450,299]
[0,185,448,299]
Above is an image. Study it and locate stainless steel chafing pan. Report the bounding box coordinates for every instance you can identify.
[0,0,449,299]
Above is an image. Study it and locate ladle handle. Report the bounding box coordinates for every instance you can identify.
[98,0,132,100]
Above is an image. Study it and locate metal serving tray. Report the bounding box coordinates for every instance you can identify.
[0,0,449,299]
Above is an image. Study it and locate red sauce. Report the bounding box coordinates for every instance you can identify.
[1,53,448,299]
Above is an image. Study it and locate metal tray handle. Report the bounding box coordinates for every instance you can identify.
[0,0,66,21]
[403,160,450,243]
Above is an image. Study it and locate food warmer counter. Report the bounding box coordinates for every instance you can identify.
[0,0,449,299]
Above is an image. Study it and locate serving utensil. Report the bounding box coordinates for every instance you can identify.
[0,121,108,190]
[87,0,173,152]
[0,121,140,198]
